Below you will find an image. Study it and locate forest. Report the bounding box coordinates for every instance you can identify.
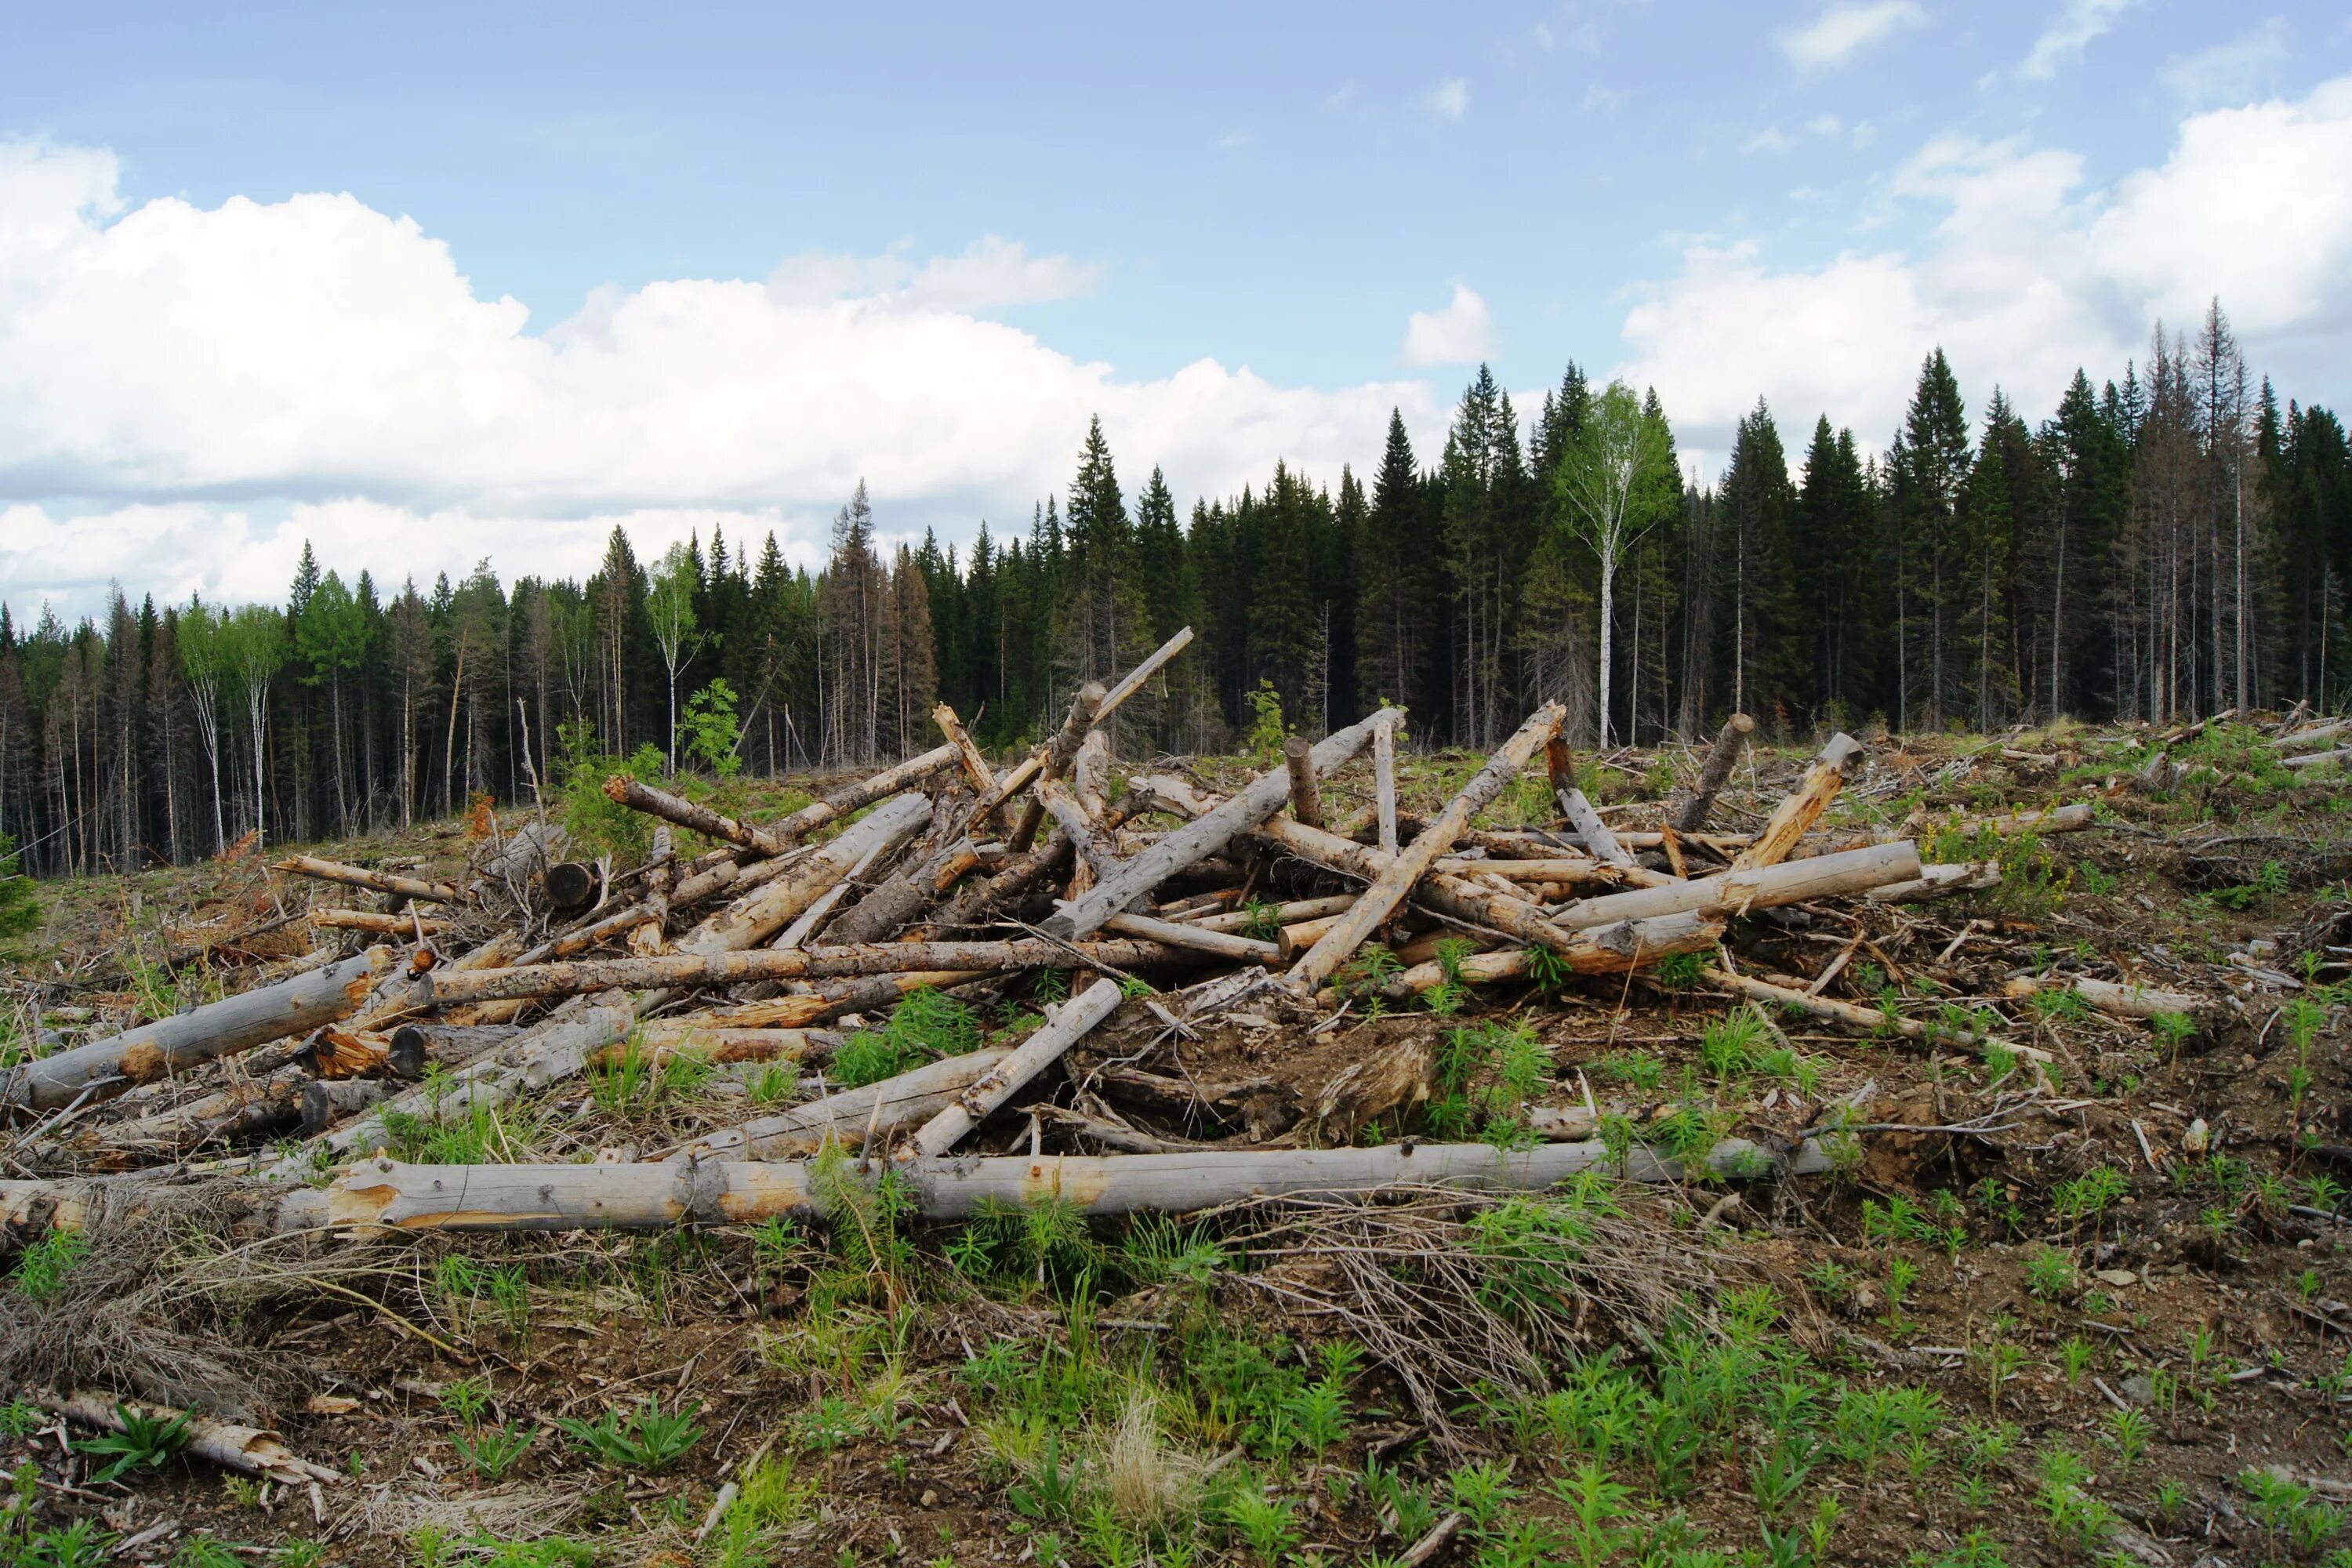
[3,297,2350,878]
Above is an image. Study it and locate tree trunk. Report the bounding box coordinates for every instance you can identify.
[1674,713,1755,833]
[1730,731,1863,869]
[909,978,1128,1156]
[1553,840,1919,931]
[1374,717,1399,855]
[1008,682,1104,852]
[274,855,463,906]
[662,1049,1010,1163]
[1283,735,1324,828]
[6,948,392,1111]
[1328,911,1722,1004]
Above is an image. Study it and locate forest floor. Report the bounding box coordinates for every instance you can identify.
[3,720,2351,1568]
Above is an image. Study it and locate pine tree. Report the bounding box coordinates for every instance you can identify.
[1892,350,1971,729]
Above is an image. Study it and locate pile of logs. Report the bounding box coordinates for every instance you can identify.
[2,626,2125,1240]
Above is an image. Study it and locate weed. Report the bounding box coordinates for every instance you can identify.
[172,1541,248,1568]
[2056,1337,2096,1386]
[1602,1050,1666,1092]
[832,986,983,1087]
[2106,1407,2148,1473]
[1653,950,1707,990]
[453,1422,536,1483]
[1548,1461,1632,1568]
[2024,1244,2078,1304]
[1221,1481,1298,1561]
[9,1231,87,1301]
[2241,1468,2346,1558]
[2153,1477,2189,1527]
[74,1404,192,1484]
[552,1398,702,1472]
[1446,1459,1522,1528]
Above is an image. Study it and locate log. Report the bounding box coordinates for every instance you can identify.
[308,909,454,937]
[1927,802,2096,837]
[1036,778,1120,886]
[1189,894,1358,933]
[89,1069,306,1153]
[961,626,1196,836]
[1102,913,1280,965]
[593,1028,821,1072]
[2000,975,2208,1020]
[933,702,1004,831]
[1674,713,1755,833]
[31,1391,339,1486]
[909,978,1127,1156]
[387,1022,520,1079]
[670,792,931,956]
[663,1050,1009,1163]
[274,856,463,906]
[2269,717,2352,750]
[544,861,602,912]
[1073,728,1111,821]
[1286,703,1563,995]
[1867,862,2002,903]
[718,971,995,1029]
[472,818,565,912]
[1554,840,1921,931]
[1042,706,1405,942]
[770,831,893,951]
[288,1134,1831,1232]
[1374,717,1400,855]
[1559,787,1634,867]
[304,1025,392,1078]
[1429,858,1612,883]
[1010,683,1105,853]
[631,826,673,957]
[1733,731,1862,870]
[301,1078,388,1137]
[819,833,982,947]
[1321,913,1722,1003]
[1698,967,2054,1065]
[2282,746,2352,771]
[5,948,393,1112]
[418,937,1195,1007]
[1283,736,1325,828]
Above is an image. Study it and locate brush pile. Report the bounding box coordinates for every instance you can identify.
[3,626,2180,1245]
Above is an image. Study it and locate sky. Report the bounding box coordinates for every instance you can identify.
[4,0,2351,623]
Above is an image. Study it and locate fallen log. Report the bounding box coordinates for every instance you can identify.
[909,978,1127,1156]
[1009,683,1105,853]
[2000,974,2208,1020]
[591,1028,821,1072]
[667,1050,1009,1162]
[1696,967,2053,1064]
[31,1391,339,1486]
[673,792,932,956]
[300,1078,387,1136]
[1560,786,1633,867]
[1188,894,1357,933]
[1322,912,1725,1004]
[4,948,393,1112]
[2282,746,2352,771]
[544,860,601,912]
[2269,717,2352,750]
[1554,840,1920,932]
[1286,702,1563,995]
[631,826,673,956]
[1733,731,1862,870]
[307,909,454,937]
[1674,713,1755,833]
[932,702,1004,828]
[85,1069,307,1154]
[1102,913,1279,964]
[387,1022,520,1078]
[1867,862,2002,903]
[819,833,983,947]
[1925,802,2096,837]
[1036,777,1120,885]
[274,856,463,906]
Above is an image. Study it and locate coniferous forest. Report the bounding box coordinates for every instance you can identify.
[5,299,2351,878]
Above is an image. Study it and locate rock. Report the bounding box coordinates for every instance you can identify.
[2183,1117,2210,1155]
[2094,1268,2138,1287]
[2120,1373,2156,1404]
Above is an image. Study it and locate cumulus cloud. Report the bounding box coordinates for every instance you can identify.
[1425,78,1470,119]
[1778,1,1927,71]
[1401,285,1494,365]
[0,140,1441,619]
[2161,19,2289,109]
[2018,0,2136,80]
[1617,74,2352,469]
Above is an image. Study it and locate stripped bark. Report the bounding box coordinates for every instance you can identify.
[1674,713,1755,833]
[1009,683,1105,853]
[1732,731,1863,870]
[274,856,462,906]
[1283,735,1325,828]
[908,978,1127,1155]
[1554,840,1919,931]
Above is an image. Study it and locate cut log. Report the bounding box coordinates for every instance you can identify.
[1867,862,2002,903]
[771,831,893,951]
[593,1028,820,1072]
[1675,713,1755,833]
[5,948,393,1112]
[1698,967,2053,1065]
[307,909,454,937]
[2268,716,2352,750]
[663,1050,1008,1163]
[670,792,931,957]
[961,626,1196,836]
[2282,746,2352,771]
[419,936,1196,1007]
[909,978,1127,1156]
[301,1078,388,1136]
[1733,732,1863,870]
[933,702,1005,833]
[1559,787,1634,867]
[818,832,982,947]
[544,861,602,912]
[387,1022,520,1079]
[1925,801,2096,837]
[2000,975,2208,1020]
[89,1069,307,1153]
[631,826,673,957]
[1554,840,1921,931]
[1189,894,1357,933]
[1285,702,1563,995]
[1073,728,1110,821]
[274,856,463,906]
[1102,913,1279,964]
[1009,683,1105,853]
[31,1391,339,1486]
[1322,913,1723,1004]
[1374,716,1400,855]
[1042,706,1405,942]
[1283,735,1325,828]
[1036,778,1120,887]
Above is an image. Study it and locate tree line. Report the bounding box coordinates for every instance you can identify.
[4,297,2349,877]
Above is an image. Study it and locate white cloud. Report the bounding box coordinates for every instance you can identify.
[1617,75,2352,470]
[2018,0,2136,80]
[1742,127,1798,156]
[1806,113,1844,136]
[2161,19,2288,110]
[1401,285,1494,365]
[0,140,1443,619]
[1534,21,1555,49]
[1778,1,1927,71]
[1426,78,1470,119]
[1582,83,1625,114]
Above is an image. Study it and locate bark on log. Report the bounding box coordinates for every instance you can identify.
[670,792,931,957]
[910,978,1129,1156]
[1074,729,1110,820]
[1698,967,2054,1065]
[1043,706,1405,942]
[387,1023,520,1080]
[592,1028,822,1072]
[1189,894,1357,932]
[1286,702,1563,994]
[933,702,1005,833]
[1010,683,1105,852]
[307,909,455,936]
[1867,862,2002,903]
[1733,732,1863,870]
[2000,974,2208,1020]
[1374,717,1400,855]
[1553,840,1921,931]
[1320,913,1723,1003]
[1036,778,1120,887]
[5,948,393,1112]
[664,1050,1008,1163]
[286,1134,1831,1232]
[301,1078,388,1136]
[1559,787,1634,867]
[544,861,602,912]
[90,1069,307,1153]
[820,833,982,947]
[1674,713,1756,833]
[632,826,673,957]
[419,937,1198,1006]
[1102,913,1279,964]
[31,1391,340,1486]
[274,856,463,906]
[1283,735,1325,828]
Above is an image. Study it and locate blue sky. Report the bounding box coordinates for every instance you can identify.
[4,1,2351,619]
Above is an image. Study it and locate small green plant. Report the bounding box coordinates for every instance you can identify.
[74,1405,193,1484]
[552,1397,703,1472]
[1242,680,1290,761]
[1221,1480,1298,1561]
[2106,1407,2148,1473]
[2056,1336,2096,1386]
[2024,1244,2078,1305]
[9,1231,88,1301]
[679,677,745,778]
[453,1421,536,1483]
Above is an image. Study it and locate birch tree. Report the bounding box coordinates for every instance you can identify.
[1554,379,1674,746]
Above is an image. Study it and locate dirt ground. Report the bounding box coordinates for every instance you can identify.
[3,719,2349,1568]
